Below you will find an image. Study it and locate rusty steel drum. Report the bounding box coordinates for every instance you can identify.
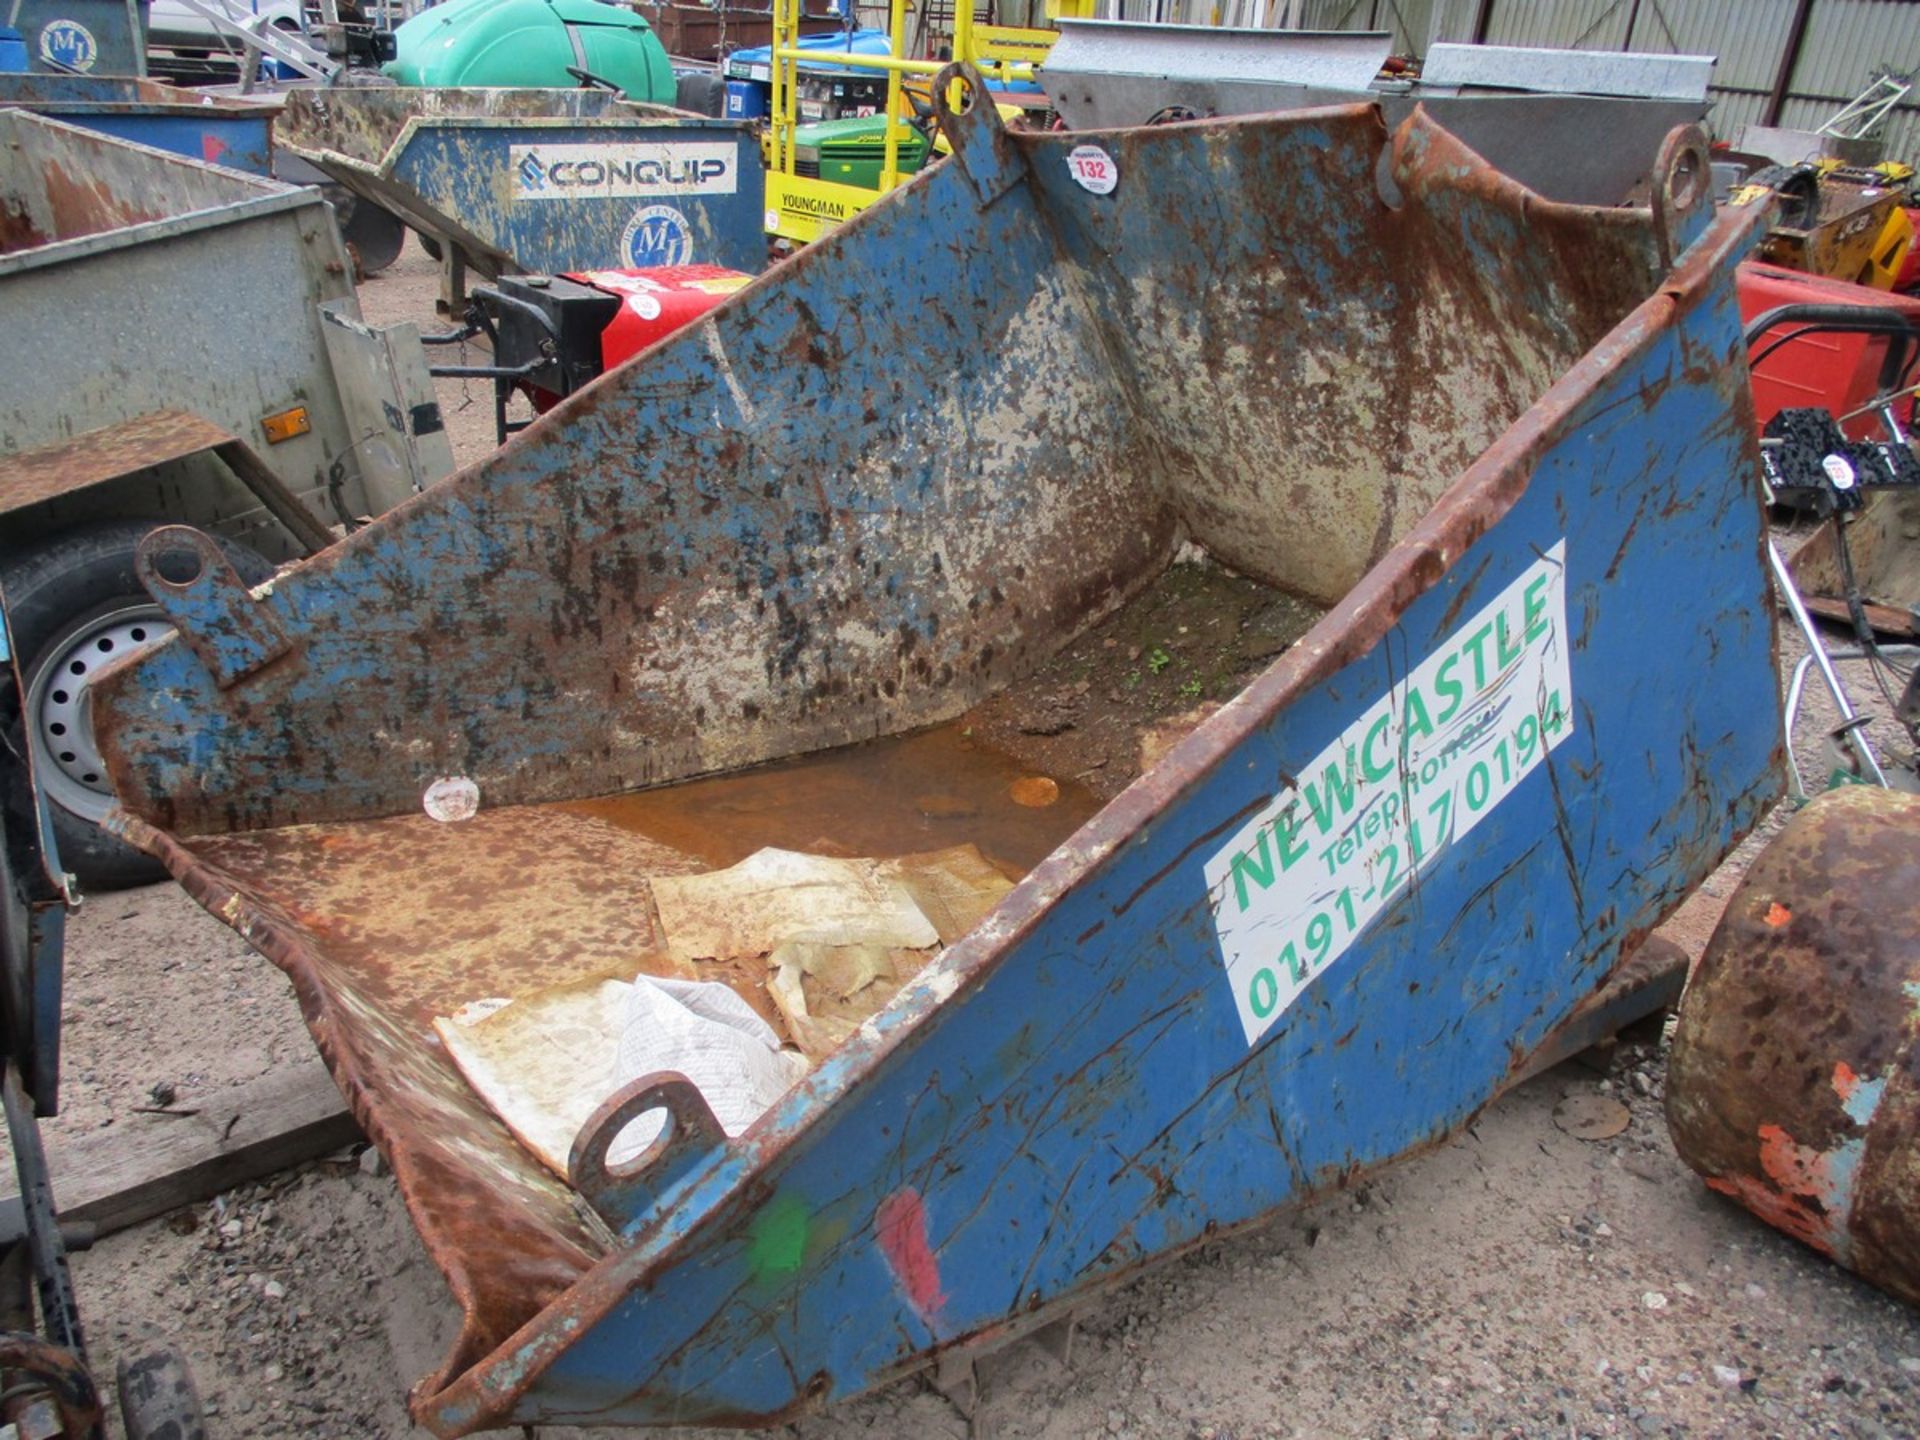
[1668,785,1920,1304]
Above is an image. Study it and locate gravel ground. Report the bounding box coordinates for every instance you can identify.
[25,237,1920,1439]
[51,888,1920,1440]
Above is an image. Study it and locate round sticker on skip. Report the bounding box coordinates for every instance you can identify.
[621,204,693,268]
[39,18,97,71]
[1067,145,1118,195]
[1822,453,1857,490]
[423,775,481,823]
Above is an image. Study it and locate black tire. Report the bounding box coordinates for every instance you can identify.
[117,1344,207,1440]
[418,233,445,262]
[674,71,728,118]
[0,522,275,892]
[341,198,407,276]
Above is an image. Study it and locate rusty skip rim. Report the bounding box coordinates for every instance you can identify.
[111,111,1766,1433]
[278,102,754,173]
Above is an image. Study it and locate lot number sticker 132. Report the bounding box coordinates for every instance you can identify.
[1204,542,1574,1046]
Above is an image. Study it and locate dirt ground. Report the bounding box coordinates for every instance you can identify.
[34,238,1920,1439]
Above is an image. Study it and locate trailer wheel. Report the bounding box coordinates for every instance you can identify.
[116,1344,207,1440]
[1,522,275,892]
[340,197,407,277]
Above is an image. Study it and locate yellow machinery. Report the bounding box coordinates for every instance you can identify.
[1742,158,1917,291]
[763,0,1085,242]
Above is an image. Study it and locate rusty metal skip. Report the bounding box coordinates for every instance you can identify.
[84,74,1781,1432]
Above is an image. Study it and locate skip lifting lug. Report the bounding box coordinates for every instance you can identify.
[934,62,1025,211]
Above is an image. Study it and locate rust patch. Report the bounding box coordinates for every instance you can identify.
[0,410,235,516]
[0,194,48,254]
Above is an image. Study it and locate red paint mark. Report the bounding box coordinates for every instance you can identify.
[201,134,228,164]
[1756,1123,1826,1196]
[1833,1061,1860,1103]
[1711,1122,1844,1258]
[1763,901,1792,928]
[875,1188,946,1322]
[1708,1172,1835,1258]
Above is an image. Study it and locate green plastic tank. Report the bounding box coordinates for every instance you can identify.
[385,0,675,101]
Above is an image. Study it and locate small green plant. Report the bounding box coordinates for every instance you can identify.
[1146,646,1173,675]
[1178,678,1205,701]
[1124,669,1142,690]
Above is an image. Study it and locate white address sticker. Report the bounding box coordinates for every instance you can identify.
[1067,144,1118,194]
[510,142,740,200]
[1204,542,1575,1046]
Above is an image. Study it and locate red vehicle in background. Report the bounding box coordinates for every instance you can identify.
[1740,260,1920,439]
[432,265,755,444]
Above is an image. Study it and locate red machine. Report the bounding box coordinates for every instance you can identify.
[567,265,755,379]
[1895,208,1920,293]
[1739,261,1920,439]
[440,265,757,442]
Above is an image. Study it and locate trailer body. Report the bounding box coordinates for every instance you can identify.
[0,110,451,885]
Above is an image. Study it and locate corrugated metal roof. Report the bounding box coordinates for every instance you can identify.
[1788,0,1920,110]
[1485,0,1629,48]
[1631,0,1794,92]
[1293,0,1435,53]
[1712,90,1769,138]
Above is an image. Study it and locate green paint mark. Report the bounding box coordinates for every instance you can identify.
[749,1193,811,1278]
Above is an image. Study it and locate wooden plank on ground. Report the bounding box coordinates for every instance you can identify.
[0,1059,360,1238]
[1800,594,1916,639]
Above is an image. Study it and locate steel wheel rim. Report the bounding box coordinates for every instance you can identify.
[25,604,171,823]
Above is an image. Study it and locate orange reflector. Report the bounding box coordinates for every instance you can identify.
[261,406,311,444]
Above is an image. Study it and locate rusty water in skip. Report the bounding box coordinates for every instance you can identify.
[557,721,1099,880]
[176,564,1305,1221]
[170,558,1316,1025]
[556,554,1315,883]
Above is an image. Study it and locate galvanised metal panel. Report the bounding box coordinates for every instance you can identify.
[90,87,1778,1433]
[1422,0,1919,148]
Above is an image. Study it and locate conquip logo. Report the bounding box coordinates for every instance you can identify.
[510,143,739,201]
